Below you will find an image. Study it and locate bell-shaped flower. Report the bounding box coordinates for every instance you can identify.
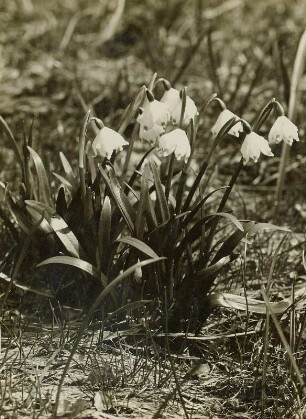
[211,109,243,138]
[137,99,169,143]
[268,116,299,146]
[158,128,191,163]
[139,122,165,144]
[240,132,274,164]
[92,127,128,159]
[160,87,198,127]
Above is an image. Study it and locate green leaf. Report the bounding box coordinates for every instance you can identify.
[107,299,152,320]
[26,206,53,235]
[98,196,111,270]
[117,236,159,259]
[27,146,52,207]
[216,212,244,232]
[25,201,82,258]
[37,256,100,279]
[99,165,135,233]
[25,200,56,220]
[188,256,231,281]
[0,272,54,298]
[56,187,68,219]
[175,214,214,260]
[181,186,228,227]
[211,222,254,264]
[59,151,78,190]
[209,292,292,314]
[53,172,74,189]
[6,191,33,235]
[134,164,149,239]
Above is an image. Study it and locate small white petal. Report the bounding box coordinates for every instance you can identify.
[268,116,299,146]
[211,109,243,138]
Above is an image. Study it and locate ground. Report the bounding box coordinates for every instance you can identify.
[0,0,305,418]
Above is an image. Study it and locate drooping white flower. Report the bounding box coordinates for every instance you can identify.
[137,99,169,143]
[139,123,165,144]
[268,116,299,146]
[92,127,128,159]
[211,109,243,138]
[158,128,191,163]
[160,87,198,127]
[240,132,274,164]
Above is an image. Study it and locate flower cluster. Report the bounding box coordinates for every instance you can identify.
[89,77,299,167]
[209,105,299,164]
[136,85,198,162]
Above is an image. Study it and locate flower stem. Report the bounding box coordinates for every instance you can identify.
[182,117,239,212]
[165,154,175,201]
[274,31,306,208]
[79,110,91,214]
[202,158,244,267]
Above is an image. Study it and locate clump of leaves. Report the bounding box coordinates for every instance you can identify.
[0,73,300,333]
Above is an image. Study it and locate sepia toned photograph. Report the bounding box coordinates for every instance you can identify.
[0,0,305,417]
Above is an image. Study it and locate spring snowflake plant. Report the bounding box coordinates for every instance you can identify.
[0,75,300,335]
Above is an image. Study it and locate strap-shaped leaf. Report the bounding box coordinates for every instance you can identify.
[181,186,228,227]
[25,201,82,258]
[98,196,111,270]
[6,191,33,235]
[209,291,305,314]
[26,206,53,235]
[211,222,254,264]
[150,160,170,223]
[59,151,78,190]
[187,255,231,282]
[117,236,159,259]
[37,256,100,279]
[53,172,74,189]
[0,272,54,298]
[134,164,149,239]
[175,213,216,260]
[27,146,52,207]
[56,187,68,219]
[107,299,152,320]
[215,212,244,231]
[99,165,135,233]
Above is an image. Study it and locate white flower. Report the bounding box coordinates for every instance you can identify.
[137,99,169,143]
[139,123,165,144]
[240,132,274,164]
[92,127,128,159]
[268,116,299,146]
[160,88,198,126]
[158,128,191,163]
[211,109,243,138]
